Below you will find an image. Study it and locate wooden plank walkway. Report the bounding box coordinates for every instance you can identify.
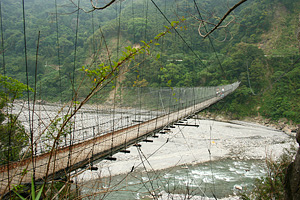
[0,83,239,195]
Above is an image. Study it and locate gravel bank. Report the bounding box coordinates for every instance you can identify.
[78,119,294,179]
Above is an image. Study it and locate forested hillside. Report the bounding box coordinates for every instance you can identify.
[0,0,299,123]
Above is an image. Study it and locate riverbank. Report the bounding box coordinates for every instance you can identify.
[77,118,294,179]
[197,111,298,137]
[76,118,295,199]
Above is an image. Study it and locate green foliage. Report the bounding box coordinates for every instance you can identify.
[83,22,179,90]
[0,75,30,164]
[259,62,300,123]
[1,0,299,124]
[0,75,31,100]
[42,114,73,152]
[13,175,44,200]
[0,114,28,165]
[241,146,296,200]
[127,18,147,42]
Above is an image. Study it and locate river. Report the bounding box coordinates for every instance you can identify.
[77,119,295,199]
[79,159,265,199]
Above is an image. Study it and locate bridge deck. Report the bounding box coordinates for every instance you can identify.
[0,83,239,195]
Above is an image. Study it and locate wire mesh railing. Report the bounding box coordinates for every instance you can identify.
[0,82,239,195]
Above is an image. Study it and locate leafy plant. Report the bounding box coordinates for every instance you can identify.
[13,175,44,200]
[241,146,296,199]
[43,114,73,152]
[0,75,31,164]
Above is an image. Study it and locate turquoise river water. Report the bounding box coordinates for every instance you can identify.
[81,159,266,199]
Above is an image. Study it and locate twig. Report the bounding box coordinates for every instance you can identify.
[203,0,247,38]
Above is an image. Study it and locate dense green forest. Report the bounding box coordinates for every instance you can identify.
[0,0,299,123]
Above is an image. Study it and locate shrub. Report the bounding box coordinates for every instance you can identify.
[241,146,296,200]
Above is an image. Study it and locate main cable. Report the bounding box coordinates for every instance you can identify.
[55,0,63,103]
[150,0,207,68]
[132,0,136,43]
[0,1,5,76]
[67,0,80,189]
[22,0,35,187]
[193,0,226,79]
[0,2,11,198]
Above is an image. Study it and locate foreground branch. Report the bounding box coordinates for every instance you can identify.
[68,0,117,13]
[203,0,247,38]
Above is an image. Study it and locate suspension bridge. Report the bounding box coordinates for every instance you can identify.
[0,82,239,196]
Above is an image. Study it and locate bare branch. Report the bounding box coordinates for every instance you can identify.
[203,0,247,38]
[197,15,235,40]
[90,0,116,10]
[68,0,117,13]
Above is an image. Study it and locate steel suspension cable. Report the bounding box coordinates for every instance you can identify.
[144,0,149,42]
[52,3,64,192]
[22,0,35,187]
[116,0,121,59]
[136,147,161,197]
[143,0,150,137]
[261,56,300,95]
[0,2,11,198]
[72,0,80,98]
[31,31,40,191]
[110,0,122,157]
[55,0,62,103]
[150,0,207,68]
[246,61,256,95]
[175,125,210,198]
[67,0,80,189]
[91,11,97,167]
[132,0,135,44]
[193,0,226,79]
[105,95,225,198]
[0,1,5,76]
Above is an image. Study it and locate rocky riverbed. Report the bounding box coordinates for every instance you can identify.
[198,111,298,137]
[78,118,294,179]
[77,118,295,199]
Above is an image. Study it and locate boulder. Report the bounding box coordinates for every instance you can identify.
[282,126,292,135]
[285,125,300,200]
